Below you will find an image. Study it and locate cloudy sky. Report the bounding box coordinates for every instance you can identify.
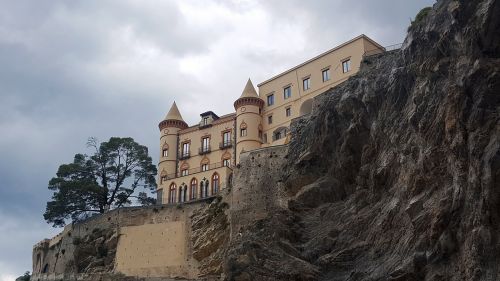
[0,0,434,279]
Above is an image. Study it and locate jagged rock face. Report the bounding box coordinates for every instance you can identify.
[225,0,500,280]
[191,197,230,276]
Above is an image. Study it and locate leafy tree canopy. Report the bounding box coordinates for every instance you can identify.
[44,137,157,227]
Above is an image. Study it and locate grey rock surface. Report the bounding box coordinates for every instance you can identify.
[224,0,500,280]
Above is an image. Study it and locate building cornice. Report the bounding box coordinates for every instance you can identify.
[234,97,264,110]
[257,34,383,87]
[158,119,189,131]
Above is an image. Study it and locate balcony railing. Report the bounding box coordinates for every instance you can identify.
[219,141,233,149]
[363,43,402,57]
[162,161,233,180]
[179,151,191,160]
[198,145,211,155]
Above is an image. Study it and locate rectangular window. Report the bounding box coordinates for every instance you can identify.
[263,133,268,143]
[223,131,231,145]
[267,94,274,106]
[201,164,208,172]
[342,59,351,73]
[258,130,263,139]
[181,169,189,176]
[203,117,209,125]
[162,149,168,157]
[303,77,310,90]
[268,115,273,124]
[223,159,230,167]
[283,86,291,99]
[202,137,210,152]
[182,142,190,156]
[286,107,291,117]
[322,68,330,82]
[240,128,247,137]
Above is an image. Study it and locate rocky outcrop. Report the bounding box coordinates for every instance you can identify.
[224,0,500,280]
[191,196,230,277]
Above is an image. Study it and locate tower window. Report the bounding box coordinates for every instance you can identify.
[285,107,291,117]
[322,68,330,82]
[240,128,247,137]
[181,169,189,176]
[303,77,310,90]
[267,94,274,106]
[202,117,209,126]
[284,86,291,99]
[162,149,168,157]
[223,159,230,167]
[342,59,351,73]
[268,115,273,124]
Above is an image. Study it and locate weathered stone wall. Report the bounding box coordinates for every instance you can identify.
[229,145,289,237]
[32,198,225,281]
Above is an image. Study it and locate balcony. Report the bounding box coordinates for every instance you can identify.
[219,141,233,149]
[179,151,191,160]
[198,145,211,155]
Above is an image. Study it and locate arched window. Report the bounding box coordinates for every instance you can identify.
[169,183,177,204]
[179,184,187,203]
[160,171,167,184]
[200,178,209,198]
[212,173,220,194]
[190,178,197,200]
[162,143,169,157]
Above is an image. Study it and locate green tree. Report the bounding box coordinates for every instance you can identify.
[44,137,157,227]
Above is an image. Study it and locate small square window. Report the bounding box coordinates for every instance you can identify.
[342,59,351,73]
[267,94,274,106]
[283,86,291,99]
[268,115,273,124]
[285,107,291,117]
[303,78,310,90]
[322,68,330,82]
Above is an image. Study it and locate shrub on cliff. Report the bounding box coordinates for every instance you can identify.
[44,137,157,227]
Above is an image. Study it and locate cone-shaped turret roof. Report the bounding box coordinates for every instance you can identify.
[164,101,184,121]
[240,78,258,98]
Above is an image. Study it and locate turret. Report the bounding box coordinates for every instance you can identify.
[234,79,264,163]
[158,102,188,185]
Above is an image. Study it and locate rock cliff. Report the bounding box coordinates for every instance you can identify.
[225,0,500,280]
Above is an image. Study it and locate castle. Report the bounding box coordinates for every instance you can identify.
[32,34,385,280]
[156,34,384,205]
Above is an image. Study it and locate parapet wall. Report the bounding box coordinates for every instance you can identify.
[32,199,217,281]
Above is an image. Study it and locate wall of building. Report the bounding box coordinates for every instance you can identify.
[160,166,233,204]
[177,114,236,173]
[257,35,383,147]
[32,201,217,280]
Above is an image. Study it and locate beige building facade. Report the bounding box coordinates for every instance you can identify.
[157,34,384,204]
